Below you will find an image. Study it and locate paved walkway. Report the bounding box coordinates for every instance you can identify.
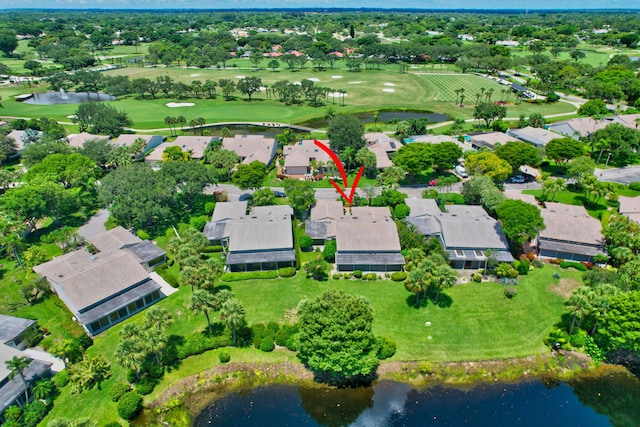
[24,348,65,373]
[77,209,109,239]
[150,271,178,297]
[596,166,640,185]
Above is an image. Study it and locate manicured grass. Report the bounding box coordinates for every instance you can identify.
[228,265,577,361]
[42,263,578,424]
[0,67,574,131]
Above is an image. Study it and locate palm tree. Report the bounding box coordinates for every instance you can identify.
[405,268,428,307]
[565,287,591,335]
[431,264,457,304]
[372,111,380,128]
[32,379,54,401]
[485,88,494,102]
[4,405,21,421]
[340,146,357,173]
[360,183,377,206]
[114,339,145,380]
[221,298,246,346]
[404,248,426,271]
[190,289,216,333]
[143,306,174,364]
[5,356,31,405]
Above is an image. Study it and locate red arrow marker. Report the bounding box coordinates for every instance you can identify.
[314,139,365,205]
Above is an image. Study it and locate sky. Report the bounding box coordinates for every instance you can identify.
[0,0,638,10]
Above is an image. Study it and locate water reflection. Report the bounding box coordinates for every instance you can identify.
[21,91,115,105]
[195,373,637,427]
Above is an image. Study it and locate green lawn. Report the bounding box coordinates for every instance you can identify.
[0,66,574,131]
[41,263,578,424]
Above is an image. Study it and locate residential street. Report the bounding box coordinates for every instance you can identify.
[595,166,640,185]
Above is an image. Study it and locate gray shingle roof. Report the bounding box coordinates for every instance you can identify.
[76,279,161,325]
[227,218,293,253]
[226,250,296,265]
[539,202,603,246]
[122,241,166,264]
[0,314,35,345]
[210,201,248,223]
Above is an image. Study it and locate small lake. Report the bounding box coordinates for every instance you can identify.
[21,91,115,105]
[301,111,450,129]
[194,369,640,427]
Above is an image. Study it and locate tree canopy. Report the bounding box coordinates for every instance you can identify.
[545,137,584,169]
[327,114,365,153]
[297,290,379,386]
[495,199,545,246]
[284,178,316,218]
[465,151,511,183]
[495,141,540,174]
[231,161,267,190]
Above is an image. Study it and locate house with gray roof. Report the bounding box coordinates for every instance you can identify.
[305,200,344,243]
[468,131,518,150]
[335,206,404,272]
[283,139,333,177]
[0,344,51,422]
[408,134,470,152]
[0,314,37,351]
[6,129,43,157]
[67,132,110,149]
[537,202,605,262]
[112,134,164,153]
[222,134,278,167]
[203,202,295,272]
[33,227,166,336]
[405,198,514,269]
[506,126,561,148]
[619,196,640,224]
[145,135,215,164]
[547,117,610,140]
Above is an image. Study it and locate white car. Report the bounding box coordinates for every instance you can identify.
[509,175,525,184]
[455,165,468,178]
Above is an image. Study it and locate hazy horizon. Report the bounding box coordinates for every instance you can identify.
[0,0,639,11]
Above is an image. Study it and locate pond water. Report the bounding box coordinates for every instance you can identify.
[301,110,450,129]
[194,369,640,427]
[21,91,115,105]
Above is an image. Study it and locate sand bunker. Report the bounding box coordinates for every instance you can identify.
[67,115,77,119]
[308,77,320,82]
[235,75,246,79]
[331,75,343,79]
[382,88,395,93]
[293,81,302,85]
[166,102,195,108]
[190,73,200,77]
[348,81,363,85]
[384,82,396,86]
[329,92,348,97]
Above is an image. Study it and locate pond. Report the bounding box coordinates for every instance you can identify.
[20,90,115,105]
[193,369,640,427]
[301,110,450,129]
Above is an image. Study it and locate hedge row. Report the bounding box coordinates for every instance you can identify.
[221,270,279,281]
[559,261,588,271]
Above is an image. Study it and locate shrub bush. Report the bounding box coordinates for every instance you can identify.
[104,423,123,427]
[472,273,482,282]
[219,351,231,363]
[135,378,155,395]
[202,245,223,253]
[21,400,50,427]
[109,382,131,402]
[515,260,530,276]
[252,323,267,348]
[285,334,298,351]
[260,336,276,352]
[629,182,640,191]
[366,273,376,280]
[278,267,296,277]
[204,202,216,214]
[353,270,362,278]
[332,273,341,280]
[189,216,208,231]
[136,230,151,240]
[559,261,588,271]
[504,286,517,298]
[299,234,313,250]
[393,204,411,219]
[532,259,544,268]
[377,337,397,359]
[275,325,298,346]
[52,371,69,388]
[221,271,279,281]
[323,239,337,262]
[177,334,229,359]
[117,392,143,421]
[391,272,407,281]
[569,329,588,348]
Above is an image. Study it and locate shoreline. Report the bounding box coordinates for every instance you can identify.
[146,350,602,423]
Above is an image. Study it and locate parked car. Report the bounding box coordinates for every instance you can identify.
[455,165,468,178]
[428,179,439,186]
[509,175,525,184]
[274,190,286,198]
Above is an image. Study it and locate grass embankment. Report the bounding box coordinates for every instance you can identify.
[42,264,580,425]
[0,67,574,131]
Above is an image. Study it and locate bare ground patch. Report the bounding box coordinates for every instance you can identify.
[549,277,582,298]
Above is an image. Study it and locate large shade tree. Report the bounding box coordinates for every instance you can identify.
[327,114,365,153]
[297,290,379,386]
